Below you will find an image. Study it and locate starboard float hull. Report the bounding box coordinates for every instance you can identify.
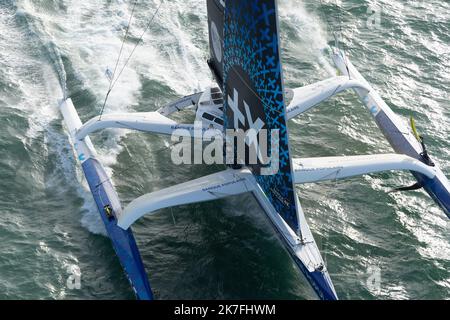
[333,52,450,218]
[60,99,153,300]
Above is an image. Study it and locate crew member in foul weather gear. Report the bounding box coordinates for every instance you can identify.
[104,205,114,220]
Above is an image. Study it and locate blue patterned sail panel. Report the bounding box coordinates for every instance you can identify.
[223,0,299,231]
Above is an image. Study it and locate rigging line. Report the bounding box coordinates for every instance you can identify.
[227,66,286,117]
[336,0,352,80]
[317,0,335,37]
[111,0,139,87]
[333,0,351,79]
[170,207,177,225]
[318,0,351,79]
[99,0,139,120]
[109,0,165,91]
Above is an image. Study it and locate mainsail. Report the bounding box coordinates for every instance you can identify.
[219,0,300,232]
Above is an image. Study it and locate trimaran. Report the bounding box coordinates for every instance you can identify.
[59,0,450,300]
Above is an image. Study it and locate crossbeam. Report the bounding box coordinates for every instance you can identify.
[293,154,436,184]
[75,112,213,140]
[117,169,255,229]
[286,76,370,120]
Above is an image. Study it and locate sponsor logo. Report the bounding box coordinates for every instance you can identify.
[370,105,379,115]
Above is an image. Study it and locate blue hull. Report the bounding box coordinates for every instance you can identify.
[374,110,450,219]
[82,159,153,300]
[286,242,338,300]
[415,173,450,218]
[291,252,338,300]
[260,202,338,300]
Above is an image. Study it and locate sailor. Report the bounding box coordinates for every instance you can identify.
[418,136,435,167]
[316,264,325,272]
[103,205,114,220]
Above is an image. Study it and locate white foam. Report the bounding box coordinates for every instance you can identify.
[12,0,215,233]
[278,0,335,77]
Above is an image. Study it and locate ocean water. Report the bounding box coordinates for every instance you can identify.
[0,0,448,300]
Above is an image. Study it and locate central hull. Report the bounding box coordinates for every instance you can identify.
[251,180,338,300]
